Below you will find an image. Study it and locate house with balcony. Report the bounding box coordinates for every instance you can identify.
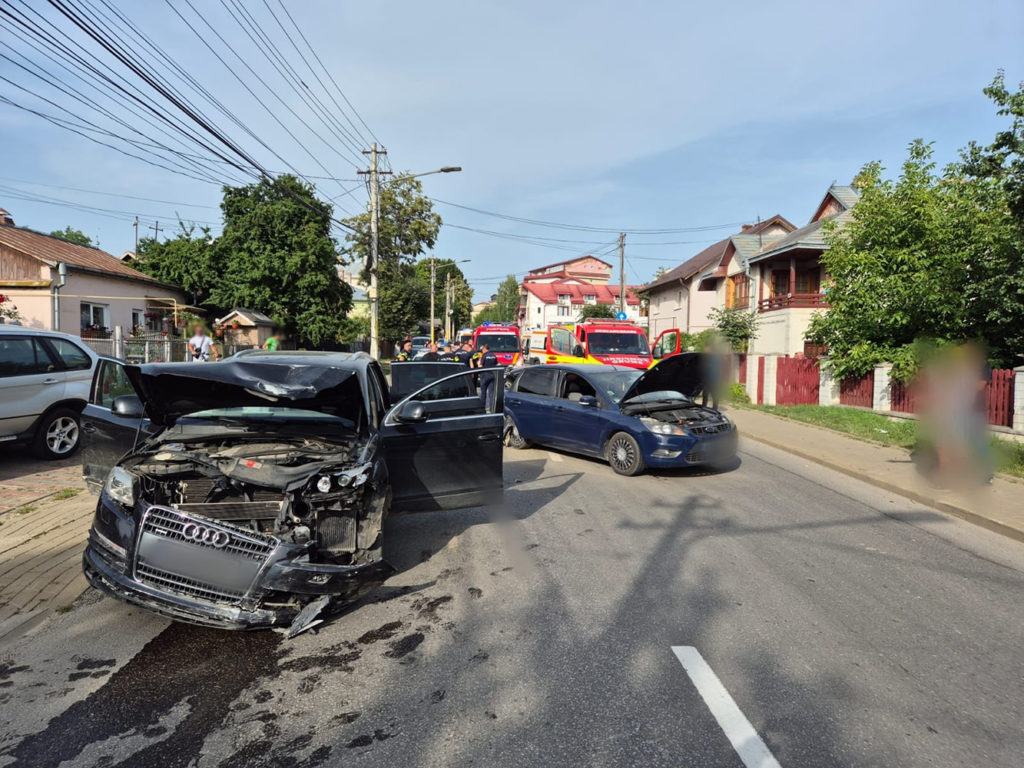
[518,255,642,329]
[644,215,795,336]
[745,184,859,356]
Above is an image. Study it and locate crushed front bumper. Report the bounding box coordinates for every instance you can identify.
[83,497,393,630]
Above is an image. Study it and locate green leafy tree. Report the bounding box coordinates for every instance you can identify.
[209,175,351,346]
[491,274,521,323]
[135,224,216,307]
[414,258,472,331]
[577,303,617,321]
[49,226,92,247]
[343,176,441,343]
[473,304,502,325]
[707,307,758,352]
[808,137,1023,379]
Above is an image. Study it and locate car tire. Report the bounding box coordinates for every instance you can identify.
[31,407,81,460]
[606,432,644,476]
[504,415,530,449]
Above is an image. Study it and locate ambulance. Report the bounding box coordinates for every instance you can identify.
[525,320,651,369]
[471,323,522,365]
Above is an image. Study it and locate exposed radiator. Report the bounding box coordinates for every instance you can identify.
[174,500,282,521]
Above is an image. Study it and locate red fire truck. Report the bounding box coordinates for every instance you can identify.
[471,323,522,365]
[524,321,651,369]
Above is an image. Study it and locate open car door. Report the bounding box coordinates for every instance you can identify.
[380,368,503,512]
[80,359,152,494]
[651,329,681,360]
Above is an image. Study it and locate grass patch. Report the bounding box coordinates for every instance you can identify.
[55,604,74,614]
[15,504,37,515]
[743,404,1024,479]
[52,487,82,500]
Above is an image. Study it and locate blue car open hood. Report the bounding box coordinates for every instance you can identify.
[620,352,704,403]
[124,357,360,427]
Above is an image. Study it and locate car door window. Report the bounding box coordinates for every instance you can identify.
[550,328,576,356]
[387,369,490,423]
[516,368,556,396]
[92,360,135,407]
[0,337,55,377]
[47,338,92,371]
[559,373,596,402]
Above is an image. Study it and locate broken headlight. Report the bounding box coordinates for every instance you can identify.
[104,466,136,507]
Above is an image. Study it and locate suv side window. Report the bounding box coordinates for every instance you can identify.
[0,337,55,377]
[516,368,556,397]
[47,338,92,371]
[92,360,135,407]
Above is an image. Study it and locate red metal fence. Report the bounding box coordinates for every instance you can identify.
[987,369,1015,428]
[839,371,874,408]
[776,358,819,405]
[890,380,916,414]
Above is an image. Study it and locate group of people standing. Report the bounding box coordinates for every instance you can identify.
[393,336,499,410]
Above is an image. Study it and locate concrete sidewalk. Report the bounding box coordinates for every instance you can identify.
[0,492,95,643]
[729,407,1024,543]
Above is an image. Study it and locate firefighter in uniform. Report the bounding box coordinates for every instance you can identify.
[476,343,499,411]
[394,340,413,362]
[453,341,473,366]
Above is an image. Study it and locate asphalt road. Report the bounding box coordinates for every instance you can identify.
[1,438,1022,767]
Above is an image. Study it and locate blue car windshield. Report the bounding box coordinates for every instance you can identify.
[587,370,643,404]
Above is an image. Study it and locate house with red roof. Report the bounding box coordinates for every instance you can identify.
[518,255,643,329]
[0,208,187,337]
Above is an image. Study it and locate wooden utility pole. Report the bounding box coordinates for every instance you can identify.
[429,257,437,344]
[444,273,452,341]
[133,216,139,254]
[359,143,389,359]
[618,232,626,315]
[149,220,162,242]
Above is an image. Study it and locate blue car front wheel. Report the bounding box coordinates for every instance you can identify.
[606,432,645,476]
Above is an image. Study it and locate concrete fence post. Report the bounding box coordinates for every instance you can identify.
[1013,366,1024,433]
[763,355,778,406]
[113,325,124,360]
[819,358,840,406]
[744,355,760,403]
[872,364,893,412]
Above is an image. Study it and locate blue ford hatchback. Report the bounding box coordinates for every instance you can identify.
[503,355,736,476]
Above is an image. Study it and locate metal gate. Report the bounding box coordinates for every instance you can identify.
[776,358,819,405]
[839,371,874,408]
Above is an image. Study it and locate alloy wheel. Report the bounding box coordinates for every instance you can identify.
[46,416,79,456]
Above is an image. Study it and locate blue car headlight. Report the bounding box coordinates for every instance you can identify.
[639,417,689,436]
[104,467,136,507]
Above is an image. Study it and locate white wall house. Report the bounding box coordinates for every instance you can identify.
[517,256,643,330]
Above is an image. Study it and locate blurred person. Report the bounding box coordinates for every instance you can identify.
[421,341,440,361]
[394,339,414,362]
[453,341,473,366]
[438,343,455,361]
[262,329,283,351]
[477,343,499,411]
[187,324,218,362]
[699,339,728,409]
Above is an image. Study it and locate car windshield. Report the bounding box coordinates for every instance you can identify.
[477,334,520,352]
[411,337,430,347]
[587,332,650,356]
[588,369,643,403]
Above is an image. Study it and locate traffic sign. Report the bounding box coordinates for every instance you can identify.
[615,311,628,321]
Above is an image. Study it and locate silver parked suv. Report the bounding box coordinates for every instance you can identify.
[0,325,98,459]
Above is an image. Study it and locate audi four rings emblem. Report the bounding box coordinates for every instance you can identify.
[181,522,230,548]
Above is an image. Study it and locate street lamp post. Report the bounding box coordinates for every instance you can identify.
[362,160,461,359]
[430,257,470,343]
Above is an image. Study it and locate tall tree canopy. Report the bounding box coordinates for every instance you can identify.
[343,176,441,342]
[808,136,1024,379]
[577,303,617,320]
[492,274,521,323]
[135,176,352,345]
[49,226,92,247]
[210,175,351,345]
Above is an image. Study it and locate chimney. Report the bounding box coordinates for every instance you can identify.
[0,208,13,227]
[741,223,752,232]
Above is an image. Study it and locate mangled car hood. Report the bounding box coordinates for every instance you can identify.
[125,357,360,427]
[620,352,704,404]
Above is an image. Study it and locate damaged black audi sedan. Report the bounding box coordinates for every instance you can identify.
[79,352,502,632]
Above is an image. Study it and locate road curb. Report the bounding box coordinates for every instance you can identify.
[740,432,1024,545]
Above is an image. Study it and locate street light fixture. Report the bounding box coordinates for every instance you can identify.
[362,153,461,359]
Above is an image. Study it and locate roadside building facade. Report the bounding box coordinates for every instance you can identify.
[0,211,187,336]
[518,256,642,329]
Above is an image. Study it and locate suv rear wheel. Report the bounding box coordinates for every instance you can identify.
[32,407,80,460]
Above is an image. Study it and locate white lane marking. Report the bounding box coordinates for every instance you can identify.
[546,451,563,463]
[672,646,782,768]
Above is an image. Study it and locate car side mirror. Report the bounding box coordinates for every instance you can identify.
[111,394,144,419]
[395,401,428,424]
[578,395,598,408]
[572,344,585,358]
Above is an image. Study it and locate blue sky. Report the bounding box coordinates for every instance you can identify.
[2,0,1022,300]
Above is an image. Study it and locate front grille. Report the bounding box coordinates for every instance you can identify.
[142,506,276,561]
[136,562,244,606]
[691,423,730,435]
[174,500,282,521]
